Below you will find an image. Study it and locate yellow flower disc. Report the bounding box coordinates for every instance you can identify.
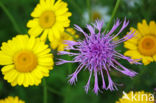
[92,11,101,21]
[39,11,56,29]
[14,50,37,72]
[138,35,156,56]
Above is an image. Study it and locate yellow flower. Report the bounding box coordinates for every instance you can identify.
[116,91,154,103]
[0,35,54,87]
[50,28,78,51]
[27,0,72,41]
[0,96,25,103]
[124,20,156,65]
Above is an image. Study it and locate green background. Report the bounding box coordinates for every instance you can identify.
[0,0,156,103]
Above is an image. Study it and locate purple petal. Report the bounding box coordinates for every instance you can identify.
[103,63,118,91]
[64,40,79,50]
[113,59,137,77]
[86,24,95,35]
[106,19,121,37]
[106,69,118,91]
[58,51,79,56]
[93,20,104,32]
[84,70,93,93]
[68,64,84,85]
[56,59,77,65]
[114,51,141,64]
[124,30,136,40]
[100,70,106,89]
[64,40,78,46]
[111,18,129,40]
[112,30,136,45]
[74,24,88,37]
[68,73,78,85]
[93,69,100,95]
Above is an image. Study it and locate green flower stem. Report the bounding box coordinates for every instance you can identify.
[43,79,48,103]
[47,86,64,97]
[87,0,92,23]
[0,1,22,33]
[105,0,121,31]
[69,0,82,17]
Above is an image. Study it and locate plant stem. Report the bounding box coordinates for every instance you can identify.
[43,79,48,103]
[87,0,92,23]
[47,86,63,97]
[0,1,22,33]
[105,0,121,31]
[69,0,82,17]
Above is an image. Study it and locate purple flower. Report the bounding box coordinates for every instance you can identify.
[57,19,140,94]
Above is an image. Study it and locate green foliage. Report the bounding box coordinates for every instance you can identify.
[0,0,156,103]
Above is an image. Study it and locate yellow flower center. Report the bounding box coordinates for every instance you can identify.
[92,12,101,21]
[39,11,56,29]
[138,35,156,56]
[14,50,38,72]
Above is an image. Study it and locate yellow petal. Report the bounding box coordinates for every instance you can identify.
[149,21,156,35]
[32,68,43,79]
[142,56,153,65]
[48,29,55,41]
[27,73,34,86]
[33,40,49,55]
[37,66,50,77]
[26,37,35,50]
[28,26,43,37]
[124,42,137,50]
[53,0,63,10]
[40,0,46,8]
[37,48,51,57]
[55,7,68,16]
[17,74,25,85]
[52,27,61,39]
[1,41,18,56]
[45,0,55,9]
[3,66,18,84]
[57,45,65,51]
[153,55,156,61]
[0,51,13,65]
[7,70,18,83]
[23,74,29,87]
[50,41,58,50]
[40,29,49,42]
[11,79,18,87]
[38,56,53,66]
[27,19,39,28]
[137,20,149,35]
[14,35,29,49]
[124,50,143,59]
[31,4,43,17]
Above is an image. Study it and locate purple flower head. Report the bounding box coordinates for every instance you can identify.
[57,19,139,94]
